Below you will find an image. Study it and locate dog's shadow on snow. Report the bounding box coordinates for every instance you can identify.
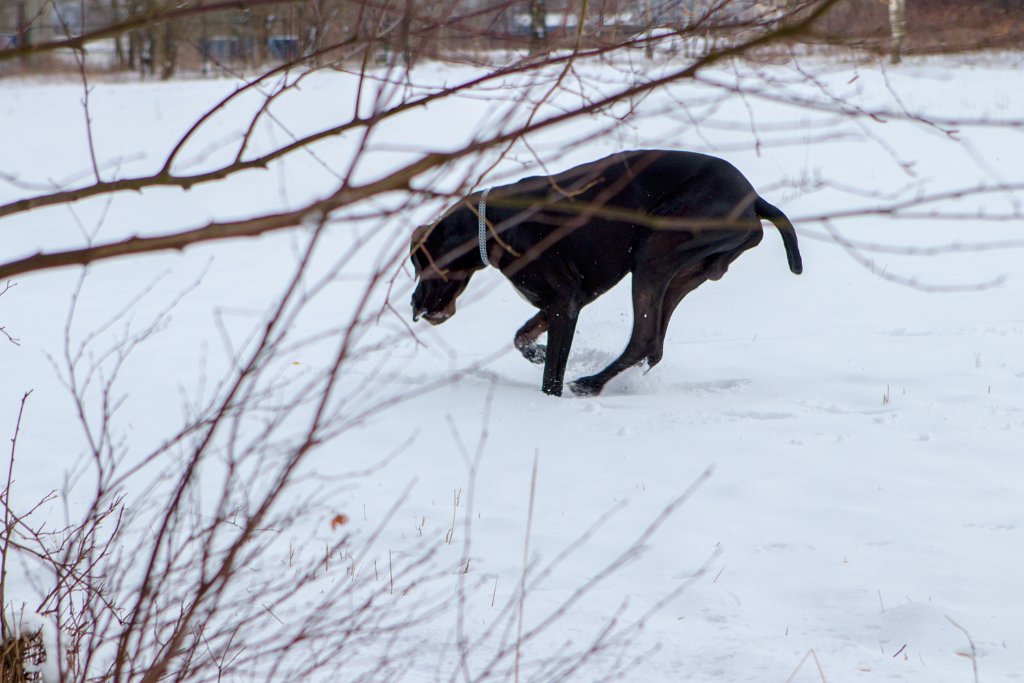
[391,346,751,398]
[568,346,752,398]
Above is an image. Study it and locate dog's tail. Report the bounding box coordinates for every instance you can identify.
[755,196,803,275]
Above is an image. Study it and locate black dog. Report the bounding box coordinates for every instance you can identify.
[410,149,802,396]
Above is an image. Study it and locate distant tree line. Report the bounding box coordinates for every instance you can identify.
[1,0,1023,79]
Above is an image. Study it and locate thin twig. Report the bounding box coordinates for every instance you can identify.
[946,616,980,683]
[1,390,32,641]
[515,449,540,683]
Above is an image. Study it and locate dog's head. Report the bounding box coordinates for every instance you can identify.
[410,210,482,325]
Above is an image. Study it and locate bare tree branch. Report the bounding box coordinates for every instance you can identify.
[0,0,844,281]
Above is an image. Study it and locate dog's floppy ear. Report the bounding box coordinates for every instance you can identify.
[410,223,446,279]
[410,224,430,251]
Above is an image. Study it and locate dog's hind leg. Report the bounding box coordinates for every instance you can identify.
[645,267,708,370]
[568,269,668,397]
[649,236,759,367]
[514,312,548,365]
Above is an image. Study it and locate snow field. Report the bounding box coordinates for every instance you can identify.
[1,52,1023,680]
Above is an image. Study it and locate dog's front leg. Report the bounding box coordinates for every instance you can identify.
[541,304,581,396]
[514,312,548,365]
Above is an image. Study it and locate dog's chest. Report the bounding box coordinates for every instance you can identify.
[509,279,543,307]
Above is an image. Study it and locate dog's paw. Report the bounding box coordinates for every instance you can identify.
[541,381,563,397]
[568,377,603,397]
[641,353,662,374]
[520,343,546,365]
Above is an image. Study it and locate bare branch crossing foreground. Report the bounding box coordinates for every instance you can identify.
[2,2,1021,282]
[1,1,846,281]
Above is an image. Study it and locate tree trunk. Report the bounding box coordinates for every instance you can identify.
[529,0,547,55]
[645,0,654,59]
[111,0,125,68]
[400,0,413,66]
[160,19,177,80]
[889,0,906,64]
[15,1,28,66]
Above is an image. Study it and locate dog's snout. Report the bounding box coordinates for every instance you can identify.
[423,311,446,325]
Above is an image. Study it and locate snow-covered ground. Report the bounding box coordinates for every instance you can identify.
[2,51,1023,681]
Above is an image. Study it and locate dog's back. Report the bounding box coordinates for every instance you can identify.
[488,150,788,276]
